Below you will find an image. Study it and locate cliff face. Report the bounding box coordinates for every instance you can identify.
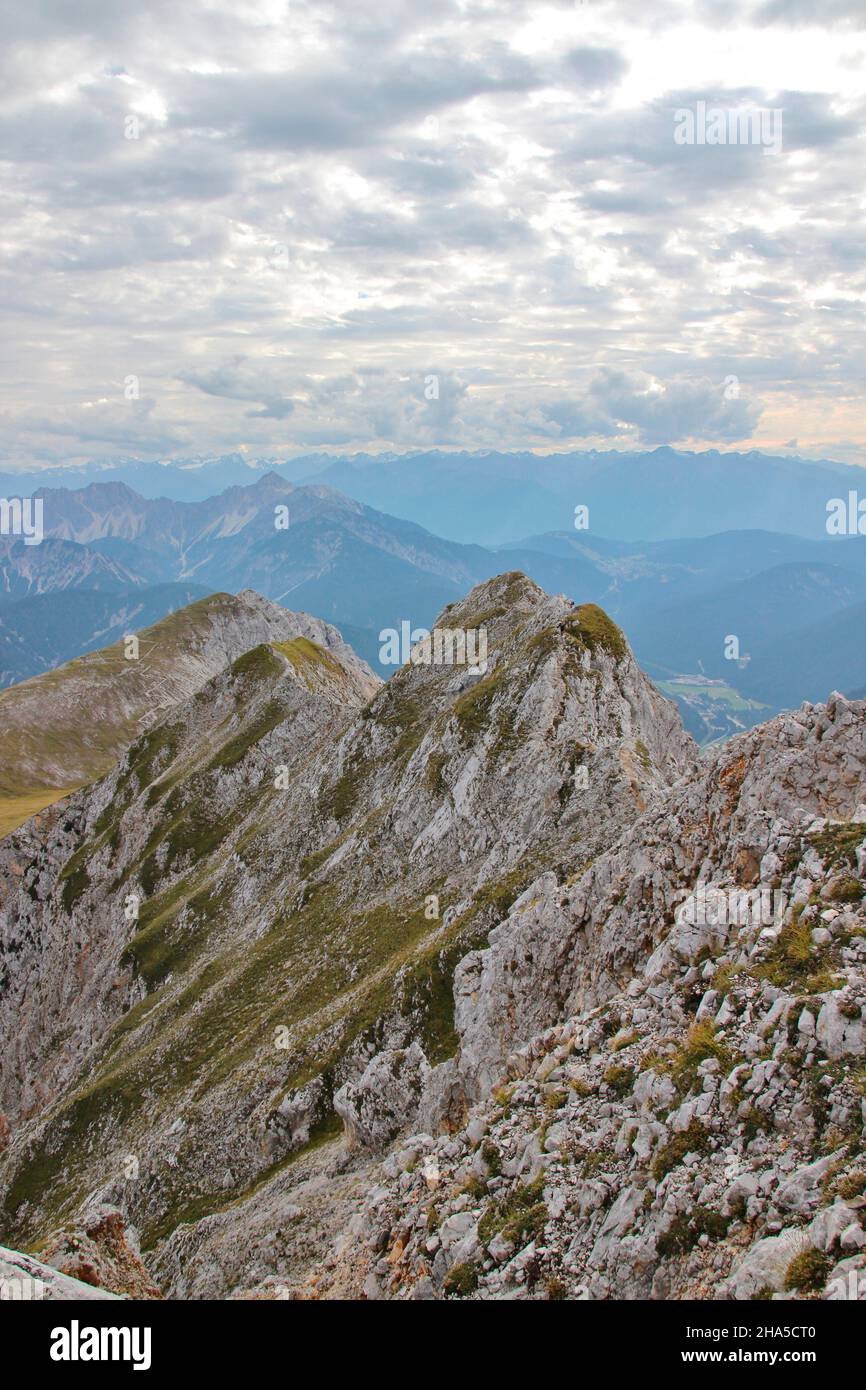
[449,690,866,1100]
[310,695,866,1302]
[0,573,695,1294]
[4,575,865,1304]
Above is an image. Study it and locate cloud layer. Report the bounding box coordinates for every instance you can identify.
[1,0,865,466]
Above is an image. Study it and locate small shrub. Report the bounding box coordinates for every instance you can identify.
[480,1139,502,1177]
[826,875,863,904]
[693,1206,730,1240]
[603,1064,635,1097]
[657,1206,729,1259]
[670,1021,732,1093]
[492,1084,514,1110]
[712,962,738,997]
[783,1248,830,1293]
[461,1174,486,1200]
[543,1088,567,1111]
[545,1276,567,1300]
[836,1170,866,1200]
[581,1148,614,1178]
[444,1261,480,1296]
[742,1105,773,1143]
[479,1176,546,1250]
[652,1120,711,1181]
[810,821,865,871]
[639,1049,664,1073]
[755,908,838,992]
[727,1194,748,1223]
[657,1214,695,1258]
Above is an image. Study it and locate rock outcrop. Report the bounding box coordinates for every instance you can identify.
[39,1205,162,1299]
[307,697,866,1301]
[0,574,694,1296]
[0,1244,121,1300]
[9,575,865,1304]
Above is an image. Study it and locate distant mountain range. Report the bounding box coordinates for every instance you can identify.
[0,453,329,503]
[306,448,866,546]
[2,446,864,542]
[0,536,142,601]
[0,471,864,735]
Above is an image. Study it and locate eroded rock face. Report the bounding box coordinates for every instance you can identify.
[40,1205,162,1300]
[0,1244,121,1301]
[301,700,866,1303]
[0,574,694,1293]
[335,1044,432,1150]
[443,693,866,1106]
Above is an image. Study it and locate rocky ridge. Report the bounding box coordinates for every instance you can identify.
[0,587,372,814]
[304,695,866,1300]
[3,578,864,1303]
[0,573,694,1296]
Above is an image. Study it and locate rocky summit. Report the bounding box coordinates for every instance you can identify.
[0,573,864,1303]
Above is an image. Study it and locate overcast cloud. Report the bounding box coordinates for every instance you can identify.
[1,0,864,467]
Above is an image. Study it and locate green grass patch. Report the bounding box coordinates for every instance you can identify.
[809,821,865,871]
[563,603,627,662]
[652,1120,711,1181]
[784,1248,830,1293]
[478,1175,547,1250]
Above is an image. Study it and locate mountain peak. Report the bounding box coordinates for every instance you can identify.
[0,588,377,829]
[0,571,694,1268]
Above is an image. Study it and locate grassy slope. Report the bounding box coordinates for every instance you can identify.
[0,582,639,1253]
[0,593,254,832]
[0,787,84,838]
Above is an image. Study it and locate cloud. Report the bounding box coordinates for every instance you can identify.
[752,0,866,27]
[562,46,629,89]
[587,369,763,444]
[0,0,862,466]
[180,361,297,421]
[0,398,190,460]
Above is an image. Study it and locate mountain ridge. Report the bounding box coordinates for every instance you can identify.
[0,575,864,1304]
[0,574,693,1285]
[0,589,377,835]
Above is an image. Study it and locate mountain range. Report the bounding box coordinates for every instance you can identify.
[3,446,864,541]
[0,472,863,738]
[0,573,864,1304]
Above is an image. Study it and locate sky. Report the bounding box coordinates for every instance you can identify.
[1,0,865,469]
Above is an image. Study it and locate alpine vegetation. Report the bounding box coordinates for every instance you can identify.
[1,0,865,1338]
[0,575,864,1308]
